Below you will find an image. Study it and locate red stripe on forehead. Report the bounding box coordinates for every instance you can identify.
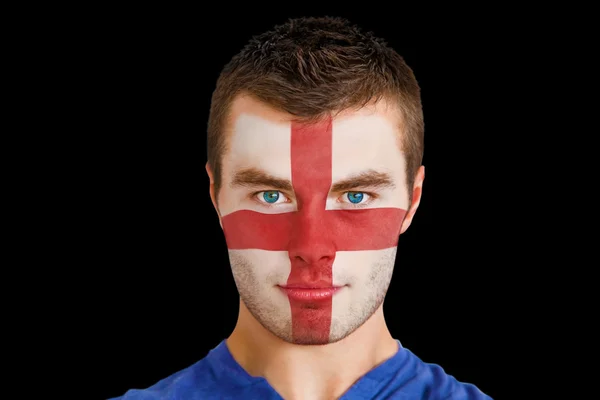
[290,120,332,208]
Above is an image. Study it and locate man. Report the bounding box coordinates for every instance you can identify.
[112,16,492,399]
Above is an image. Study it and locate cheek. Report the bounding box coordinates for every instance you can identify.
[332,249,397,288]
[228,249,294,339]
[329,248,396,339]
[228,249,291,291]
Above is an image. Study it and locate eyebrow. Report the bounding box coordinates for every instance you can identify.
[232,167,395,193]
[330,169,396,192]
[231,168,294,191]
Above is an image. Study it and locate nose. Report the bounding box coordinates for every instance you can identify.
[287,201,336,267]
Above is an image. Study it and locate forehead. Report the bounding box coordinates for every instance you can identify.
[221,95,406,181]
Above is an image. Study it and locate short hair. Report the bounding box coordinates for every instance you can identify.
[207,16,424,203]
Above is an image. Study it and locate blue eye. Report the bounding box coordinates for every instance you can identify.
[262,191,280,203]
[346,192,364,204]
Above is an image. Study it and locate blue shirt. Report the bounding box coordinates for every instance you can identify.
[110,340,492,399]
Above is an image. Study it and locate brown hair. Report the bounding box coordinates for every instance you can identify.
[207,16,424,202]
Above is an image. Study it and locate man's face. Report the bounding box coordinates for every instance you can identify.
[213,96,411,345]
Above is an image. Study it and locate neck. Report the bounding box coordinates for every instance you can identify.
[226,299,399,400]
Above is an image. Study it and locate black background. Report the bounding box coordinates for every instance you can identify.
[63,5,546,400]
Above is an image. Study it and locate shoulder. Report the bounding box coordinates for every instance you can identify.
[373,347,493,399]
[108,341,245,400]
[108,356,218,400]
[108,340,282,400]
[413,360,492,399]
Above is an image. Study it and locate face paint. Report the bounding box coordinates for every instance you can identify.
[220,102,408,345]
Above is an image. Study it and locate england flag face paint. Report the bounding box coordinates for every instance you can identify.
[218,96,409,345]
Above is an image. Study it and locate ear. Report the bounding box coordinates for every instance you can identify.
[400,165,425,234]
[205,162,223,229]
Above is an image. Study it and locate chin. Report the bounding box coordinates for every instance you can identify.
[278,327,356,346]
[289,336,332,346]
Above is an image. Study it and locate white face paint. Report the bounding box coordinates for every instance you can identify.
[219,96,409,344]
[328,111,408,341]
[222,111,295,340]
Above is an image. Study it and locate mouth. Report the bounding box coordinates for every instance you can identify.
[277,284,346,301]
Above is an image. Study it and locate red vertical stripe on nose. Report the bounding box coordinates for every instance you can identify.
[286,119,334,343]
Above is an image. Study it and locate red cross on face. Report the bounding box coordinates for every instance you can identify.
[219,100,408,344]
